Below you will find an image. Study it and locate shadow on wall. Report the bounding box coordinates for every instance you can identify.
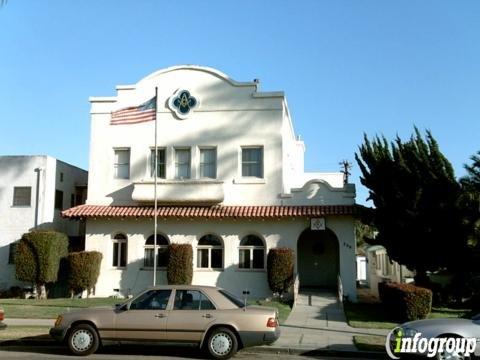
[119,257,168,298]
[214,264,270,300]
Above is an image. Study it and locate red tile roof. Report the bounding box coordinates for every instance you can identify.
[62,204,356,219]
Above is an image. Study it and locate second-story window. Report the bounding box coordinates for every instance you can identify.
[55,190,63,210]
[114,148,130,179]
[200,148,216,179]
[150,148,166,179]
[241,147,263,178]
[175,148,191,179]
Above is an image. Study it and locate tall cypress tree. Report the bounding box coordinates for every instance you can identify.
[355,128,468,281]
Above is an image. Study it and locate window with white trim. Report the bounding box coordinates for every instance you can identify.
[239,235,265,269]
[112,233,127,268]
[241,147,263,178]
[150,148,166,179]
[144,234,169,268]
[197,234,223,269]
[199,148,217,179]
[175,148,191,179]
[114,149,130,179]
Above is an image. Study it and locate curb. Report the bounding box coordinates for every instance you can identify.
[246,346,387,358]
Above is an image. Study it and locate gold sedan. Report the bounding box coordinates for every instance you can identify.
[50,285,280,359]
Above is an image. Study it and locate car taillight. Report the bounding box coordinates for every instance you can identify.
[54,315,63,327]
[266,317,278,328]
[0,312,4,321]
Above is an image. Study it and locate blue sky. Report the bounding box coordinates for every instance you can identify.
[1,1,479,205]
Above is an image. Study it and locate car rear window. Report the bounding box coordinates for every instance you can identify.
[219,290,245,308]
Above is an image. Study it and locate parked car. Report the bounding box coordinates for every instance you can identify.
[394,315,480,360]
[50,285,280,358]
[0,307,6,330]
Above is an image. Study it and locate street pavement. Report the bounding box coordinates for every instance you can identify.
[0,344,375,360]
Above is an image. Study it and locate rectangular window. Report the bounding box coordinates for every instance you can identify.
[70,194,75,208]
[113,241,127,267]
[55,190,63,210]
[13,187,31,207]
[114,149,130,179]
[242,147,263,178]
[150,148,166,179]
[175,148,191,179]
[60,172,64,182]
[197,249,209,268]
[200,148,217,179]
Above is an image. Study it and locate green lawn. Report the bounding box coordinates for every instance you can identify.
[248,299,292,324]
[345,302,471,330]
[0,298,120,319]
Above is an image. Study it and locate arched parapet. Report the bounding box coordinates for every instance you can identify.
[284,179,356,206]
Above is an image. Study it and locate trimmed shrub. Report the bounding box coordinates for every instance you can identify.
[267,247,294,296]
[167,244,193,285]
[67,251,103,297]
[15,230,69,299]
[379,282,432,321]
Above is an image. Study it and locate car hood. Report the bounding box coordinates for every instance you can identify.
[404,318,473,330]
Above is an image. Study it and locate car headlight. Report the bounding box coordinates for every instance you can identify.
[403,327,418,337]
[54,315,63,327]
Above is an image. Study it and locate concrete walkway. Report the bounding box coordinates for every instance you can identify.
[262,290,388,353]
[4,318,55,326]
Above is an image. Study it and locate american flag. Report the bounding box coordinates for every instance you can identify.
[110,96,156,125]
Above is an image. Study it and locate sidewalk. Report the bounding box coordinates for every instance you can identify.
[4,318,55,327]
[254,290,387,356]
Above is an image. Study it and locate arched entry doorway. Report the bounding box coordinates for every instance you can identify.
[297,228,339,289]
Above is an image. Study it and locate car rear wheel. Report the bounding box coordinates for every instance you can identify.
[435,336,470,360]
[67,323,99,356]
[207,327,238,359]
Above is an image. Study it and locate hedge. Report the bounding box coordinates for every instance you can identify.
[267,247,294,296]
[379,282,432,321]
[15,230,69,298]
[167,244,193,285]
[67,251,103,297]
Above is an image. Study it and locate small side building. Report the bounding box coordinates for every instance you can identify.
[0,156,88,290]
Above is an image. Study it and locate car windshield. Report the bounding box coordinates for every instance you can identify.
[471,313,480,321]
[219,290,245,308]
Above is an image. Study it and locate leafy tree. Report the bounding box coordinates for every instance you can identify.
[460,151,480,248]
[15,230,69,299]
[267,248,294,296]
[355,128,468,282]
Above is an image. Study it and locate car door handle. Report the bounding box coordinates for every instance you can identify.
[202,314,212,319]
[155,313,167,318]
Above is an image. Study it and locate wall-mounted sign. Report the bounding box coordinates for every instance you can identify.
[168,89,199,119]
[310,217,326,231]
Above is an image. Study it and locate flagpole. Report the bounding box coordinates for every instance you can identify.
[153,87,158,286]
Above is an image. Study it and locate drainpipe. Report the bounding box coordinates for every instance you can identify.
[34,167,43,228]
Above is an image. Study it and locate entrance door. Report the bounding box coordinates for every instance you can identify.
[297,228,339,289]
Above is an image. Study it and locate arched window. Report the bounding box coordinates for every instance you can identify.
[197,234,223,269]
[239,235,265,269]
[144,234,169,268]
[112,233,127,268]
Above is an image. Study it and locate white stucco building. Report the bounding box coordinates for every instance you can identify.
[0,155,88,290]
[63,65,357,301]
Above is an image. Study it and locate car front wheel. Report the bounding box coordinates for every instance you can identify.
[67,323,100,356]
[207,327,238,359]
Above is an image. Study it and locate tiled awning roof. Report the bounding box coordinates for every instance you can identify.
[62,204,356,219]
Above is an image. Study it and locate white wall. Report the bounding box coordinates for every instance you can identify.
[85,215,357,301]
[0,156,87,290]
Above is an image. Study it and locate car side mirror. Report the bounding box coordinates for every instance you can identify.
[115,303,128,311]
